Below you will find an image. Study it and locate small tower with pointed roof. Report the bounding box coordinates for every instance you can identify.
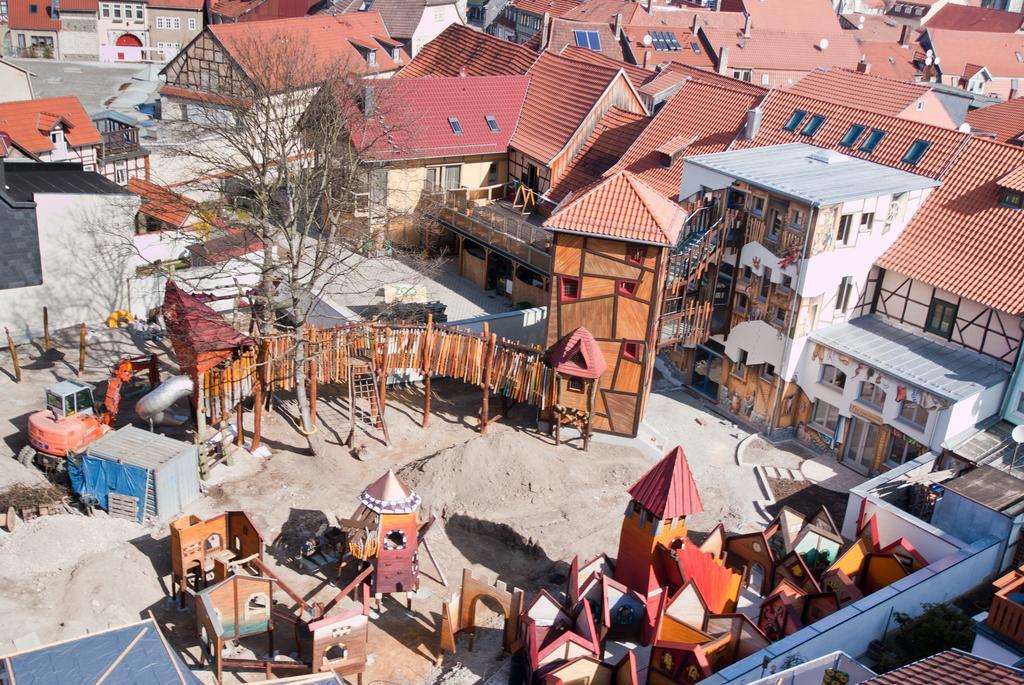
[342,469,422,598]
[615,446,704,597]
[547,326,608,449]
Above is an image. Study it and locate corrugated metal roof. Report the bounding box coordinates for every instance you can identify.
[808,315,1010,401]
[86,426,196,470]
[683,143,940,207]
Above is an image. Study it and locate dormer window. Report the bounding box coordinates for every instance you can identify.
[366,49,376,66]
[901,139,931,166]
[392,47,401,61]
[49,129,64,144]
[783,110,808,132]
[448,117,463,135]
[1000,189,1023,209]
[485,115,499,133]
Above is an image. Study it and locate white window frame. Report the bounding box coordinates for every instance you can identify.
[172,16,180,28]
[810,399,840,434]
[188,16,196,29]
[898,400,928,430]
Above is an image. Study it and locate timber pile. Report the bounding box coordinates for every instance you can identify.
[0,483,71,522]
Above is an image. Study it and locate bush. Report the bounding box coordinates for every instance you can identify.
[875,603,975,672]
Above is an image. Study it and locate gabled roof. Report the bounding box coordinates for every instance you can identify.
[862,649,1024,684]
[396,24,539,79]
[6,0,61,31]
[547,326,608,379]
[0,618,202,685]
[626,445,703,518]
[877,138,1024,316]
[0,97,101,155]
[733,89,970,179]
[128,178,197,229]
[788,68,933,120]
[700,26,862,73]
[360,469,421,513]
[549,105,650,203]
[544,170,684,245]
[841,13,906,43]
[926,28,1024,79]
[512,51,631,164]
[966,98,1024,146]
[734,0,843,34]
[613,75,765,197]
[210,0,319,19]
[163,280,255,373]
[855,41,921,82]
[546,19,626,63]
[559,46,652,90]
[349,76,529,162]
[925,4,1024,33]
[621,25,714,70]
[207,13,405,88]
[331,0,458,39]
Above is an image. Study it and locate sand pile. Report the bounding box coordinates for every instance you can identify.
[398,429,652,567]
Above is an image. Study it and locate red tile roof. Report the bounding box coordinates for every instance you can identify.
[855,41,921,82]
[349,76,529,161]
[626,446,703,518]
[59,0,99,11]
[621,25,714,70]
[733,89,971,179]
[547,326,608,379]
[508,0,579,18]
[209,0,318,19]
[128,178,197,229]
[877,137,1024,316]
[675,544,739,613]
[209,13,404,88]
[559,45,653,90]
[549,106,650,203]
[513,51,627,164]
[561,0,642,23]
[637,62,765,102]
[787,68,932,119]
[700,26,863,73]
[397,24,539,79]
[862,649,1024,684]
[927,28,1024,79]
[0,96,101,155]
[967,98,1024,145]
[840,13,906,43]
[998,164,1024,193]
[7,0,61,31]
[925,4,1024,33]
[544,170,684,245]
[736,0,843,34]
[147,0,204,9]
[163,280,255,374]
[614,76,765,196]
[546,20,626,62]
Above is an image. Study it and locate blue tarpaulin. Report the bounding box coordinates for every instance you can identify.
[68,454,149,522]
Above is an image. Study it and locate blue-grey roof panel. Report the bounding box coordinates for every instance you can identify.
[684,143,941,206]
[808,315,1010,401]
[2,619,201,685]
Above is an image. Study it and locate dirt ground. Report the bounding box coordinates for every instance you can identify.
[0,327,655,684]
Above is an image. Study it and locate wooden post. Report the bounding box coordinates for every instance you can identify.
[235,399,244,448]
[77,322,87,375]
[479,327,496,434]
[309,355,318,429]
[583,379,598,452]
[252,345,264,451]
[196,376,209,480]
[43,306,51,352]
[378,328,389,422]
[422,314,433,428]
[5,328,20,383]
[553,371,560,446]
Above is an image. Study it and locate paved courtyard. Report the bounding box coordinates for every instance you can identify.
[10,58,153,113]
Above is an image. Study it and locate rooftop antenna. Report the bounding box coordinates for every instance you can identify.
[1010,425,1024,477]
[643,34,652,46]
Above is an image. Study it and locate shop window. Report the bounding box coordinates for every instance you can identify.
[560,276,579,302]
[623,342,640,360]
[618,280,638,296]
[925,296,957,339]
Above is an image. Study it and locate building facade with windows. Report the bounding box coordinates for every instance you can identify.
[147,0,202,57]
[96,0,158,61]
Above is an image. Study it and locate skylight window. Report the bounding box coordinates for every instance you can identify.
[448,117,463,135]
[1017,51,1024,64]
[783,110,808,132]
[901,139,931,166]
[800,114,826,138]
[859,128,886,154]
[574,30,602,51]
[691,41,701,54]
[839,124,865,148]
[485,115,499,133]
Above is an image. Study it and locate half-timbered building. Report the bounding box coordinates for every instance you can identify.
[91,110,150,185]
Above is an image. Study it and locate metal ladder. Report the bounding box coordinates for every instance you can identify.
[346,355,391,446]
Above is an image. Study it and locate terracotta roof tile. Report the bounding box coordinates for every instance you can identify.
[736,0,843,34]
[545,170,684,244]
[396,24,539,79]
[508,0,579,18]
[547,326,608,379]
[561,0,640,23]
[559,45,653,89]
[863,649,1024,684]
[925,4,1024,33]
[788,68,932,119]
[840,13,906,42]
[637,62,765,101]
[0,96,101,155]
[733,89,971,179]
[547,20,626,62]
[210,0,319,19]
[614,76,765,196]
[349,76,529,161]
[967,94,1024,145]
[209,13,405,87]
[621,25,714,70]
[700,26,862,73]
[626,446,704,518]
[6,0,61,31]
[877,137,1024,316]
[128,178,197,229]
[512,51,624,163]
[330,0,446,40]
[855,40,921,82]
[998,164,1024,192]
[145,0,202,9]
[927,28,1024,79]
[59,0,99,11]
[549,106,650,203]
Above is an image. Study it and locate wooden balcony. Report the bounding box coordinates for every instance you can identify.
[660,301,714,348]
[986,567,1024,648]
[434,185,552,274]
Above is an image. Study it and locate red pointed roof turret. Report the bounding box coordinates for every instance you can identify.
[360,469,421,514]
[627,446,703,519]
[547,326,608,380]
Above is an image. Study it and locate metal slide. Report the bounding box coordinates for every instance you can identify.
[135,375,193,426]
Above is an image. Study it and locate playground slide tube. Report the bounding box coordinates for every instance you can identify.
[136,374,193,425]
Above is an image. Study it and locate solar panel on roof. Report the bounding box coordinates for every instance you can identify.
[573,29,601,51]
[665,31,681,50]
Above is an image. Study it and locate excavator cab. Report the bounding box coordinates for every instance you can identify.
[44,380,97,419]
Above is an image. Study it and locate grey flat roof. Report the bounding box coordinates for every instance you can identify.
[86,425,195,470]
[942,465,1024,516]
[4,162,131,203]
[809,315,1010,401]
[684,143,940,207]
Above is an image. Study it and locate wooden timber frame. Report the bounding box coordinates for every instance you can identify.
[198,319,574,452]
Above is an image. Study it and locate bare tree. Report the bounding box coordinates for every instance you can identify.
[153,26,440,453]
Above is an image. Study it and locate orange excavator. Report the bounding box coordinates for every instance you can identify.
[19,354,160,470]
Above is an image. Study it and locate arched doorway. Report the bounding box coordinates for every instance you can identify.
[115,33,143,47]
